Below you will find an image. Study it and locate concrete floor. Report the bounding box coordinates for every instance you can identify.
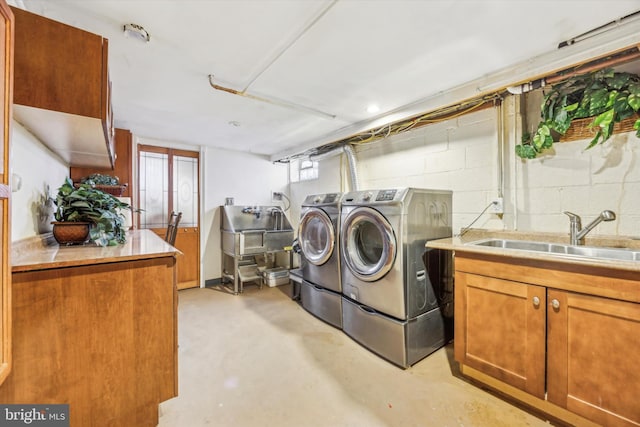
[158,284,555,427]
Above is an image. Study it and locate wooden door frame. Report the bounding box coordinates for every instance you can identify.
[136,144,200,229]
[137,144,201,289]
[0,0,12,385]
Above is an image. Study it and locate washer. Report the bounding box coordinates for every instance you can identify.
[298,193,342,328]
[340,187,453,367]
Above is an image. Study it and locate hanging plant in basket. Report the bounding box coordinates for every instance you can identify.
[77,173,127,196]
[515,68,640,159]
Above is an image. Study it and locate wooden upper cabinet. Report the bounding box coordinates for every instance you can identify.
[0,0,12,387]
[10,6,114,168]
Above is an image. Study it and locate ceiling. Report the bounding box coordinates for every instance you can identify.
[14,0,640,160]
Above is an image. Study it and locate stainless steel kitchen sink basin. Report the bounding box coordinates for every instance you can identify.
[468,238,640,261]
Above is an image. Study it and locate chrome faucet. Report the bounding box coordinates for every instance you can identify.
[242,206,262,219]
[563,210,616,245]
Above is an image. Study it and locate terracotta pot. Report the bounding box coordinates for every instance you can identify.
[52,222,91,245]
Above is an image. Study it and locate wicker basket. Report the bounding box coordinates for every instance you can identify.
[559,114,639,142]
[74,183,128,197]
[52,222,91,245]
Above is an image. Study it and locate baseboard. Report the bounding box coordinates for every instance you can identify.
[205,278,223,287]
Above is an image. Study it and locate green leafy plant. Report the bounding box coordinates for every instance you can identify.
[80,173,120,186]
[54,177,135,246]
[516,68,640,159]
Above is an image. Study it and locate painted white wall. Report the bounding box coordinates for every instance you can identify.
[134,137,289,282]
[202,147,288,281]
[288,155,343,229]
[10,121,69,241]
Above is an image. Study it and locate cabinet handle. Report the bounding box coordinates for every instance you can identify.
[551,299,560,310]
[532,296,540,307]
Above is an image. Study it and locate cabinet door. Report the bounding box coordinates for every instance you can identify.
[12,6,104,118]
[455,272,545,398]
[174,227,199,290]
[547,290,640,426]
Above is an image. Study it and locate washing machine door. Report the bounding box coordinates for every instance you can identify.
[341,206,396,282]
[298,208,335,266]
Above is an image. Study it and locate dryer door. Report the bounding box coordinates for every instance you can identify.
[341,206,396,282]
[298,208,335,266]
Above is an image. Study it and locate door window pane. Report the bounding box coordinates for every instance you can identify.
[139,151,168,228]
[173,155,198,227]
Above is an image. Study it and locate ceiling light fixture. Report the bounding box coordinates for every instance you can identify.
[366,104,380,114]
[123,23,150,43]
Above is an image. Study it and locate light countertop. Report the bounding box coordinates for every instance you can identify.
[427,229,640,273]
[12,229,180,273]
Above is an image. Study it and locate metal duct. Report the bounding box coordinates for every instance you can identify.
[343,144,360,191]
[310,144,359,191]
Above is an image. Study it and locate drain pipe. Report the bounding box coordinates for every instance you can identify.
[310,144,360,191]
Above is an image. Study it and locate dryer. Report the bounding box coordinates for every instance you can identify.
[298,193,342,328]
[339,188,453,367]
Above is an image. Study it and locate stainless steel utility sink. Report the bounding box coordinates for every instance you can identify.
[468,238,640,262]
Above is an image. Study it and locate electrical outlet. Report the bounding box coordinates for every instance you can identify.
[490,197,504,214]
[272,191,283,202]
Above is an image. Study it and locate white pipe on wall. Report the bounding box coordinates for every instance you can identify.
[496,102,505,200]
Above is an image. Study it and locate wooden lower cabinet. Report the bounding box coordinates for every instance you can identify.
[175,227,199,290]
[547,290,640,426]
[455,254,640,427]
[153,227,200,290]
[0,256,177,427]
[455,272,545,398]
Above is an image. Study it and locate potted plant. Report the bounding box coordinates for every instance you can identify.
[516,68,640,159]
[77,173,128,196]
[53,177,135,246]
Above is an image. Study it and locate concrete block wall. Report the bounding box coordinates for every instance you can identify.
[514,129,640,236]
[514,89,640,237]
[355,106,505,234]
[292,93,640,239]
